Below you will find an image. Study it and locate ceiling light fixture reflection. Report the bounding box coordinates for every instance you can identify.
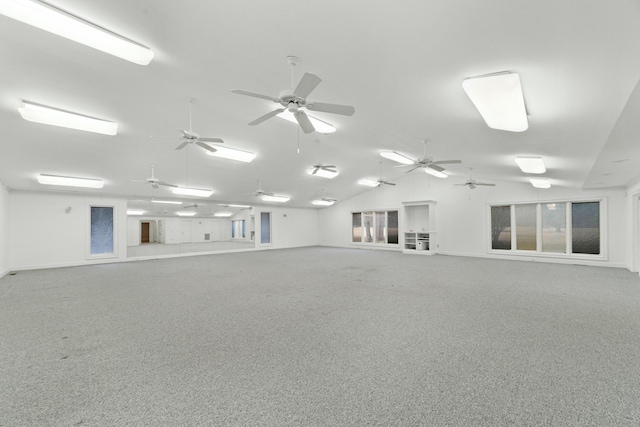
[307,168,338,179]
[126,209,144,216]
[37,173,103,188]
[151,199,183,205]
[206,145,256,163]
[0,0,154,65]
[515,156,546,174]
[277,110,336,134]
[462,71,528,132]
[424,168,448,178]
[172,187,213,198]
[176,211,196,217]
[358,178,379,187]
[530,178,551,189]
[312,199,335,206]
[380,151,413,165]
[19,101,118,135]
[261,194,290,203]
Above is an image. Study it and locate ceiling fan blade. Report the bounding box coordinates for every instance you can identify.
[198,137,223,143]
[156,181,178,188]
[294,72,321,99]
[312,167,319,175]
[321,166,337,172]
[475,183,496,186]
[404,165,421,174]
[295,110,315,134]
[195,141,217,153]
[175,141,189,150]
[231,90,278,102]
[428,164,446,173]
[306,102,355,116]
[432,159,462,165]
[384,181,396,186]
[249,108,285,125]
[320,165,336,170]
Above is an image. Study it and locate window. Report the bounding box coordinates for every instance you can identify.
[489,200,603,258]
[90,205,115,257]
[351,210,399,245]
[260,212,271,244]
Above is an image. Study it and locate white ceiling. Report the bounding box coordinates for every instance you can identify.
[1,0,640,215]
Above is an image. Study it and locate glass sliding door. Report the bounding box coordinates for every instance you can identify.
[260,212,271,244]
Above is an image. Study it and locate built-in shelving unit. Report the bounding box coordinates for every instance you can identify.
[402,200,437,255]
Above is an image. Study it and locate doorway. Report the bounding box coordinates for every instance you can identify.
[141,221,150,244]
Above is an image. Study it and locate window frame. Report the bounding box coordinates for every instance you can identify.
[350,209,400,247]
[487,198,607,261]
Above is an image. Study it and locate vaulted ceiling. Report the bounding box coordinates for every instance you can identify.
[1,0,639,215]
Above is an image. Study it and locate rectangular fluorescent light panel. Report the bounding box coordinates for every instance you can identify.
[0,0,154,65]
[358,178,379,187]
[462,72,528,132]
[380,151,414,165]
[312,199,335,206]
[127,209,144,216]
[206,145,256,163]
[214,212,233,217]
[37,173,103,188]
[424,168,448,178]
[261,194,290,203]
[172,187,213,198]
[307,168,338,179]
[176,211,196,217]
[515,156,546,174]
[530,178,551,189]
[277,110,336,134]
[225,204,251,208]
[19,101,118,135]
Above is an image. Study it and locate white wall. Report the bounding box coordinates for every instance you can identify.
[318,172,628,267]
[255,205,318,249]
[9,191,128,270]
[0,183,9,277]
[626,179,640,273]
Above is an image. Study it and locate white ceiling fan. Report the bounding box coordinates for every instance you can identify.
[132,165,178,189]
[232,56,355,134]
[153,99,224,154]
[454,168,496,189]
[245,179,275,197]
[386,139,462,176]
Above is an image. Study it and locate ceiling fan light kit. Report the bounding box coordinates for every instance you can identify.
[515,156,546,174]
[462,71,528,132]
[19,101,118,135]
[172,187,213,198]
[37,173,104,188]
[0,0,154,65]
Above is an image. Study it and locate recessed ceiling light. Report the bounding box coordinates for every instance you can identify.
[307,168,339,179]
[515,156,546,174]
[151,199,183,205]
[358,178,379,187]
[424,168,447,178]
[126,209,144,216]
[261,194,290,203]
[277,110,336,134]
[530,178,551,189]
[37,173,103,188]
[172,187,213,198]
[312,199,335,206]
[214,212,233,217]
[206,145,256,163]
[380,151,414,165]
[19,101,118,135]
[176,211,196,217]
[0,0,154,65]
[462,72,528,132]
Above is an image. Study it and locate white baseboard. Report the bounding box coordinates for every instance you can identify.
[439,250,627,269]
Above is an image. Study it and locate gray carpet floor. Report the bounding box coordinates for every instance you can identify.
[1,247,639,426]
